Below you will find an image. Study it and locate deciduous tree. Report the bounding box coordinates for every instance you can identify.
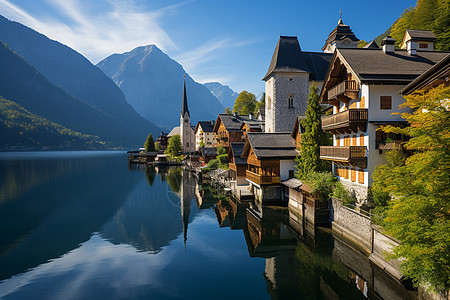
[233,91,257,115]
[165,135,182,158]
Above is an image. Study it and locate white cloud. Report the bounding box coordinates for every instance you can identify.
[0,0,182,63]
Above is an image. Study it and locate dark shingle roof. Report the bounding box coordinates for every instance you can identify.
[322,21,359,51]
[246,132,299,159]
[216,114,255,132]
[363,40,379,49]
[201,147,217,157]
[230,143,247,165]
[406,29,437,41]
[197,120,215,132]
[263,36,312,81]
[338,48,450,83]
[302,52,333,81]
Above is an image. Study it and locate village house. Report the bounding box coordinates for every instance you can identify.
[155,132,169,151]
[212,113,260,150]
[228,142,247,186]
[194,120,216,150]
[242,132,298,205]
[318,31,449,203]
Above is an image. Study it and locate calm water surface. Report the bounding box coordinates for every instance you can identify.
[0,151,417,299]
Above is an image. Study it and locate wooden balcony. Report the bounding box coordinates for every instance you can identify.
[320,146,367,168]
[327,80,360,102]
[246,170,280,186]
[322,109,368,134]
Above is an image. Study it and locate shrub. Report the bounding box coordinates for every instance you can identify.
[217,154,228,165]
[217,145,227,155]
[207,159,219,169]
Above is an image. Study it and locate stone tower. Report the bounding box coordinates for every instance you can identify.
[263,36,312,133]
[180,76,195,153]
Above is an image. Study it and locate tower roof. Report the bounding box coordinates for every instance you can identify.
[181,76,190,118]
[262,36,312,81]
[322,15,359,51]
[363,40,379,49]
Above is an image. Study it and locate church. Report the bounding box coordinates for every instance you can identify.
[180,76,196,153]
[263,14,359,133]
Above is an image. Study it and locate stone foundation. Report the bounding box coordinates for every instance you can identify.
[340,180,369,204]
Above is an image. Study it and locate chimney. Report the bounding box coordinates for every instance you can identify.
[407,40,417,55]
[249,113,253,120]
[381,36,396,54]
[233,112,237,117]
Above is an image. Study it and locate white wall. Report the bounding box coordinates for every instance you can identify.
[280,159,295,181]
[366,85,410,122]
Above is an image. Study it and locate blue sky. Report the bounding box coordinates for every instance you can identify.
[0,0,416,96]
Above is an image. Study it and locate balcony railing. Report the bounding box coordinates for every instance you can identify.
[320,146,367,168]
[246,170,280,185]
[322,109,368,132]
[327,80,359,101]
[375,140,403,150]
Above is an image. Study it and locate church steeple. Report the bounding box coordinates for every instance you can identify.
[181,75,190,118]
[322,12,359,53]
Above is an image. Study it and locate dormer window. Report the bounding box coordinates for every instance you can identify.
[419,43,428,49]
[288,94,294,107]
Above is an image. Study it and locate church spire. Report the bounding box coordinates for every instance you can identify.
[181,75,190,118]
[338,11,343,25]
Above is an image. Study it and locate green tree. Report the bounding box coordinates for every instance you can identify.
[254,92,265,115]
[357,40,368,48]
[224,107,232,114]
[371,84,450,291]
[389,0,450,51]
[295,84,331,179]
[144,133,155,152]
[217,145,227,155]
[155,142,160,151]
[165,135,182,158]
[233,91,257,115]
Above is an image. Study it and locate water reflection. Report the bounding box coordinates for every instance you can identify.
[0,153,418,299]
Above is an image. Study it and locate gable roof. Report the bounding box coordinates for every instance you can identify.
[400,54,450,95]
[213,114,255,132]
[243,132,299,160]
[240,120,265,131]
[363,40,379,49]
[201,147,217,157]
[168,126,180,137]
[340,48,448,83]
[195,120,215,134]
[291,115,306,138]
[228,142,247,165]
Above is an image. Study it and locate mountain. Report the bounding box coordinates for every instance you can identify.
[203,82,238,110]
[0,15,160,147]
[97,45,224,129]
[0,97,104,150]
[0,42,147,147]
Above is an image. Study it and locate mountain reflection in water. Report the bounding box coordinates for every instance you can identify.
[0,152,417,300]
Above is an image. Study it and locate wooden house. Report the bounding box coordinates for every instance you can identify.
[228,142,247,185]
[318,32,448,203]
[200,147,217,165]
[213,113,259,150]
[242,132,298,204]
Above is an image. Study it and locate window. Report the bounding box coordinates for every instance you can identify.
[351,168,356,182]
[360,134,365,146]
[288,94,294,107]
[358,169,365,184]
[360,96,365,108]
[289,170,294,179]
[289,78,293,81]
[419,43,428,49]
[380,96,392,109]
[268,96,271,109]
[352,135,357,146]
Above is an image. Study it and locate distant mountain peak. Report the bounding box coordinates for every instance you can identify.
[203,82,238,109]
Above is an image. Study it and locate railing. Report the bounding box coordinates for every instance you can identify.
[375,140,403,150]
[246,170,280,185]
[320,146,366,160]
[327,80,359,100]
[322,109,368,130]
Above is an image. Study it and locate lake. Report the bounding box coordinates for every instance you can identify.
[0,151,417,299]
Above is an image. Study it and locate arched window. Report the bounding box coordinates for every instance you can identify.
[288,94,294,107]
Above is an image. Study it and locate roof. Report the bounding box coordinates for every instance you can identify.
[400,54,450,95]
[181,76,189,118]
[201,147,217,157]
[229,142,247,165]
[405,29,437,41]
[262,36,332,82]
[291,115,306,138]
[337,48,450,83]
[195,120,215,134]
[168,126,180,137]
[282,178,302,189]
[363,40,379,49]
[322,18,359,50]
[243,132,299,160]
[213,114,256,132]
[241,120,265,130]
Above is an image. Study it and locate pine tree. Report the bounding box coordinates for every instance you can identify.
[295,84,331,179]
[144,133,155,152]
